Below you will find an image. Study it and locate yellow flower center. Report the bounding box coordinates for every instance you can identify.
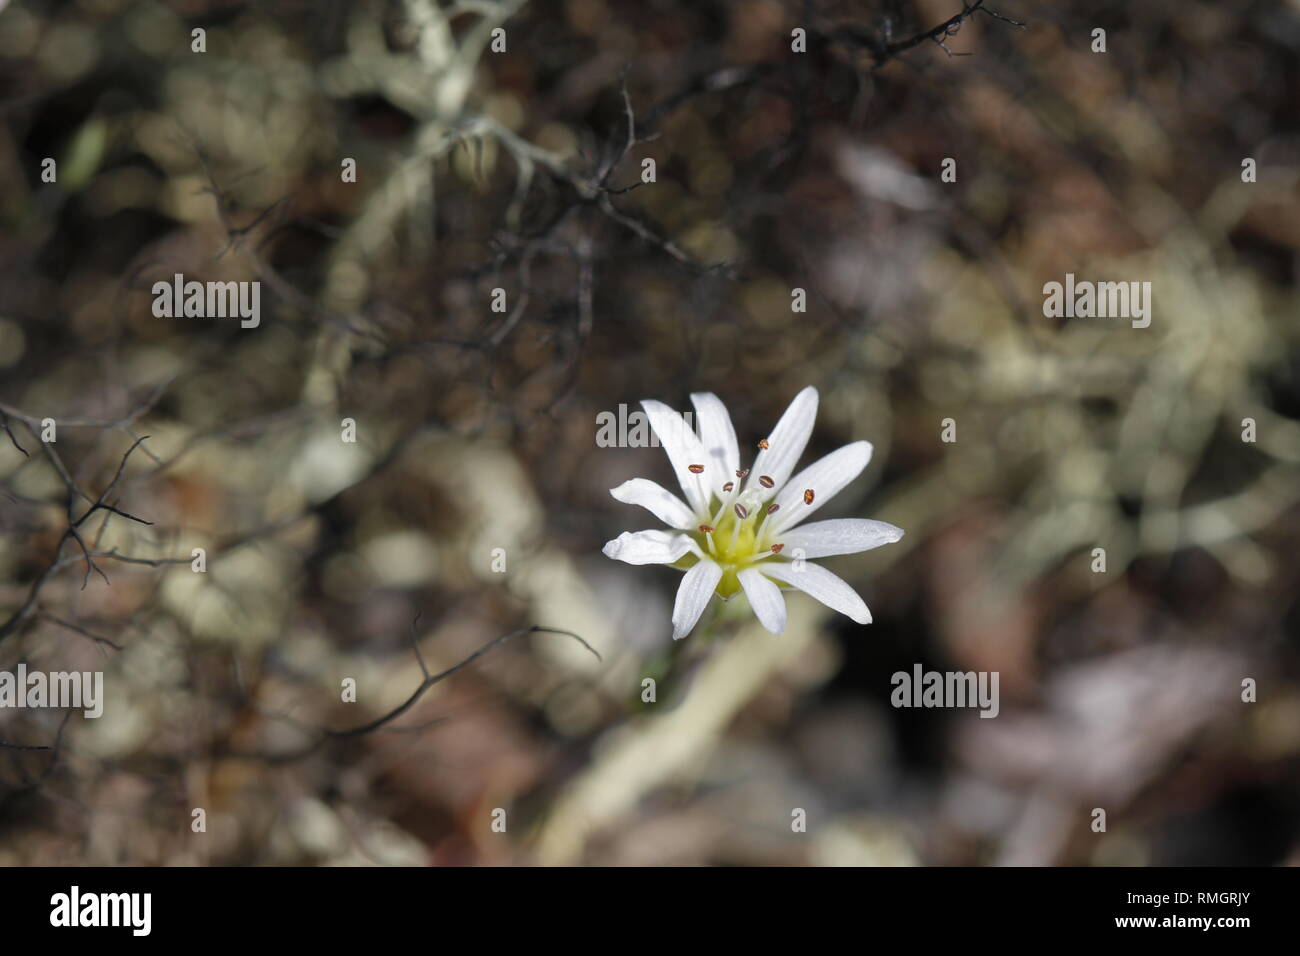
[684,490,783,598]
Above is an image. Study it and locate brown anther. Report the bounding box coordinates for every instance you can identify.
[758,438,770,450]
[734,503,749,519]
[723,481,734,492]
[758,475,774,488]
[698,524,715,534]
[770,543,785,554]
[687,463,704,474]
[766,503,780,515]
[736,468,750,479]
[803,489,815,505]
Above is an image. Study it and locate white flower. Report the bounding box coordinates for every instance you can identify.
[603,387,904,639]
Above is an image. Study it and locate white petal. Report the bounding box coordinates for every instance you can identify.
[738,568,787,635]
[610,478,695,529]
[745,386,818,502]
[672,559,723,640]
[690,392,739,496]
[777,518,904,558]
[768,441,874,533]
[602,530,693,565]
[763,560,872,625]
[641,399,711,516]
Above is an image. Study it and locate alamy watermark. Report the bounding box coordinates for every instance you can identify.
[1042,273,1151,328]
[0,664,103,718]
[50,886,151,936]
[151,273,260,328]
[891,664,999,718]
[596,403,695,448]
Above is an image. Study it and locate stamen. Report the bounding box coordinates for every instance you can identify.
[770,543,784,553]
[734,503,749,520]
[699,524,716,554]
[712,472,751,527]
[685,463,710,515]
[758,475,774,488]
[803,489,815,505]
[767,503,780,515]
[758,439,770,450]
[736,468,750,479]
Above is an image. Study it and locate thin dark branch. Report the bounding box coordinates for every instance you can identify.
[325,625,600,738]
[0,411,28,457]
[40,612,125,651]
[873,0,1024,64]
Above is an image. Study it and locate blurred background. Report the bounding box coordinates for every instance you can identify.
[1,0,1298,866]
